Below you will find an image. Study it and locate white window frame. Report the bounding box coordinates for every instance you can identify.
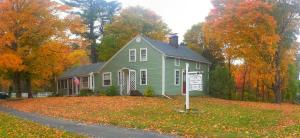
[80,76,89,89]
[175,58,180,66]
[140,69,148,85]
[140,48,148,61]
[129,49,136,62]
[174,69,180,86]
[196,62,201,69]
[102,72,112,87]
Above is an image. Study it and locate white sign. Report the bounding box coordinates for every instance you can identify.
[188,72,203,91]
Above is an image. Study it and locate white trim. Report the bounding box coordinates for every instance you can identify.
[174,69,180,86]
[166,55,211,65]
[129,70,137,92]
[140,48,148,61]
[129,49,136,62]
[140,69,148,85]
[162,55,166,95]
[175,58,180,66]
[196,62,201,69]
[80,76,89,89]
[102,72,112,87]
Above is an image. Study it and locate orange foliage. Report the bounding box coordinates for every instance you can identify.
[0,0,88,89]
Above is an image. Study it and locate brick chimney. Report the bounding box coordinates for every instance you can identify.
[169,33,179,48]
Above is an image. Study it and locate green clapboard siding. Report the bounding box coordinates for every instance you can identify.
[95,37,163,95]
[164,57,209,96]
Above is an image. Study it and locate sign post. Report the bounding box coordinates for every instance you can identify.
[185,63,190,110]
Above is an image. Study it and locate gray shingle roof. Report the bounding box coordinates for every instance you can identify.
[59,62,105,79]
[142,36,211,64]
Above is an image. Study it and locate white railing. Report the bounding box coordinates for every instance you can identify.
[10,92,53,98]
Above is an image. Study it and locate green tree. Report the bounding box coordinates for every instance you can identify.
[269,0,300,103]
[98,6,170,61]
[209,65,235,99]
[284,64,298,102]
[184,23,224,69]
[184,23,205,53]
[62,0,121,63]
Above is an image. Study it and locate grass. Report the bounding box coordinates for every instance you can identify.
[1,96,300,137]
[0,112,84,138]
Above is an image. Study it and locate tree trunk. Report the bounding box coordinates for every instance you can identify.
[262,85,265,102]
[25,74,33,98]
[241,65,248,101]
[13,72,22,98]
[89,21,98,63]
[227,58,232,99]
[256,80,259,101]
[274,50,282,104]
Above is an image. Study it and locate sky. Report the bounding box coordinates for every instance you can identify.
[117,0,213,42]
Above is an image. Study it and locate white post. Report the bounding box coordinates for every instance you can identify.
[186,63,190,110]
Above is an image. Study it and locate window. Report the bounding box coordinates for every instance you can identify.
[140,69,147,85]
[196,63,201,69]
[80,77,89,88]
[129,49,136,62]
[175,58,180,66]
[103,72,112,86]
[174,69,180,85]
[140,48,147,61]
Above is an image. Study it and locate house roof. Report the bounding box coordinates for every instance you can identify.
[59,62,105,79]
[142,36,211,64]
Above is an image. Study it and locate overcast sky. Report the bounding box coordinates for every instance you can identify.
[117,0,213,42]
[116,0,299,43]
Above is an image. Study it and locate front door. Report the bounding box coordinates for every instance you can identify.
[120,69,136,96]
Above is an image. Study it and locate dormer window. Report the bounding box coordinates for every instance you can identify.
[175,58,180,66]
[140,48,147,61]
[129,49,136,62]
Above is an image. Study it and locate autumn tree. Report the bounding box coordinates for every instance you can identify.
[204,0,283,102]
[62,0,121,63]
[0,0,87,98]
[98,6,170,61]
[184,23,225,69]
[269,0,300,103]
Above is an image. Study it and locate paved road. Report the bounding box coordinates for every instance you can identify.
[0,106,176,138]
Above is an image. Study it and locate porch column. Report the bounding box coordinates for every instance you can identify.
[56,77,58,94]
[67,79,70,96]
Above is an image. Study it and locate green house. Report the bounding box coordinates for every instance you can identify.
[57,34,211,96]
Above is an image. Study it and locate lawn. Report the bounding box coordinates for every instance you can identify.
[1,96,300,137]
[0,112,84,138]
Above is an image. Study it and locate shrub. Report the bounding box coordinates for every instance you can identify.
[106,86,118,96]
[79,89,93,96]
[284,64,298,102]
[209,65,235,99]
[97,91,107,96]
[296,93,300,103]
[130,90,143,96]
[144,86,154,97]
